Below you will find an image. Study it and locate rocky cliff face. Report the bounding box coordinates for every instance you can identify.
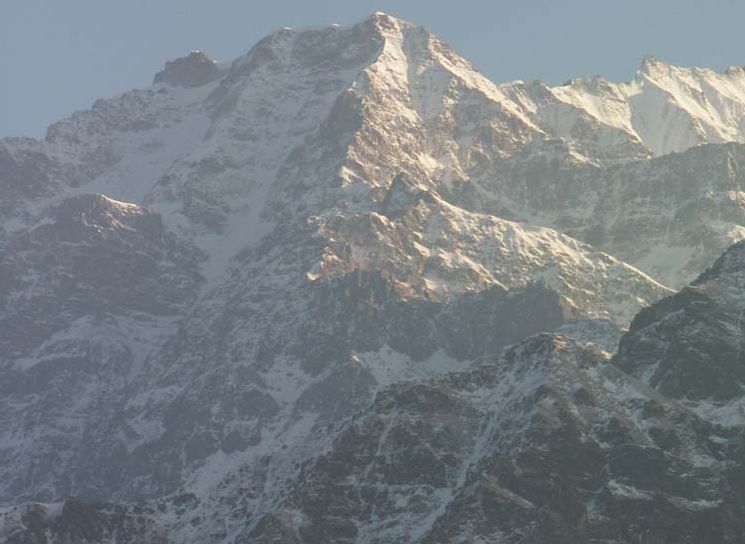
[273,245,745,543]
[470,142,745,288]
[245,332,745,544]
[615,240,745,414]
[2,11,745,544]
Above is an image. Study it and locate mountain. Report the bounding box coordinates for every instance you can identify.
[240,242,745,543]
[2,11,745,543]
[471,142,745,288]
[510,55,745,159]
[615,239,745,417]
[6,251,745,542]
[246,331,745,543]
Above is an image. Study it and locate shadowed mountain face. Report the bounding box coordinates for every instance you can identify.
[238,243,745,543]
[2,11,745,544]
[615,241,745,405]
[245,334,745,544]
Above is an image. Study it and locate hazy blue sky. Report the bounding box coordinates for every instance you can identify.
[2,0,744,137]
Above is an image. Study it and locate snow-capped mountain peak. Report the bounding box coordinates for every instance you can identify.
[4,11,745,543]
[540,54,745,157]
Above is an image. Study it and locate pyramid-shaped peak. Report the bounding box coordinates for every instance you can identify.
[224,11,433,81]
[354,11,418,38]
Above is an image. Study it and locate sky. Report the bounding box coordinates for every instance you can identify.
[2,0,744,138]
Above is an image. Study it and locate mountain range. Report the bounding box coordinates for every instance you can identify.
[2,12,745,543]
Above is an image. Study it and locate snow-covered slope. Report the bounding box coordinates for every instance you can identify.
[311,173,669,324]
[507,55,745,160]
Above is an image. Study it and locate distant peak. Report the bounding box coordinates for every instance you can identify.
[635,55,745,82]
[153,50,225,87]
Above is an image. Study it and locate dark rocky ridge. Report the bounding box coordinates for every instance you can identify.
[6,239,745,542]
[246,331,745,544]
[615,240,745,402]
[153,51,224,87]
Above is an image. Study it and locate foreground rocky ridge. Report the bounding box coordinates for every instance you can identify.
[238,244,745,543]
[5,252,745,542]
[2,11,745,544]
[250,333,745,543]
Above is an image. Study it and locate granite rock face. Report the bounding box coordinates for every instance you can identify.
[3,10,745,544]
